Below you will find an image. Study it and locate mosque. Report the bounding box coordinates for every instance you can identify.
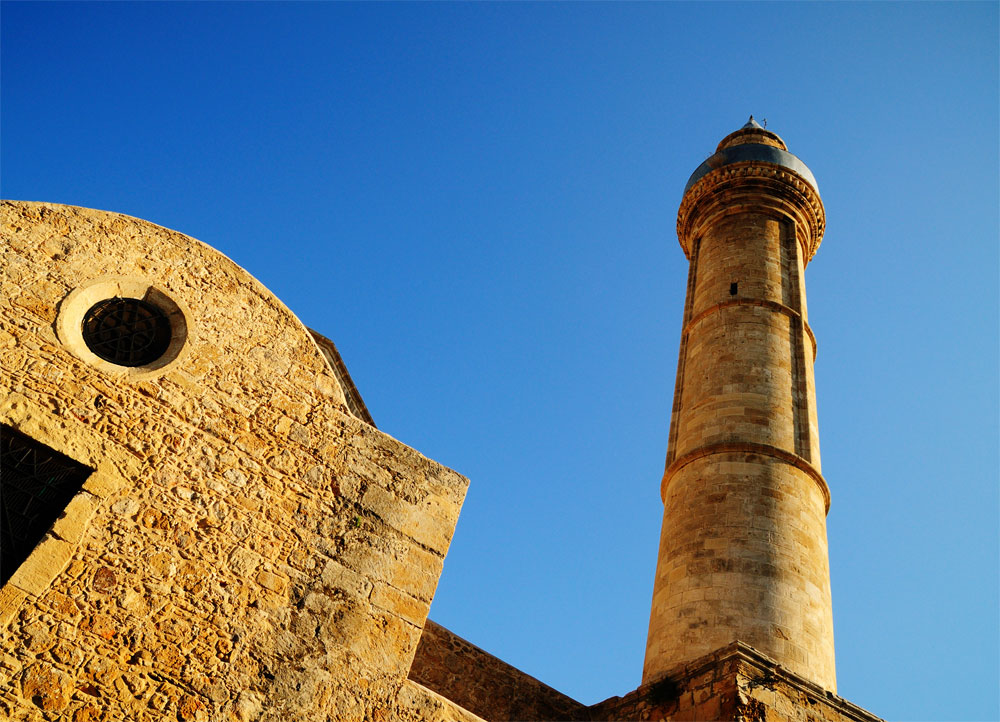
[0,119,882,721]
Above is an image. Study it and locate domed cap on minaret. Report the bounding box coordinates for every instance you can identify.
[683,116,819,195]
[716,115,788,151]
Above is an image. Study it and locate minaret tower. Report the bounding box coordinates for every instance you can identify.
[643,118,836,691]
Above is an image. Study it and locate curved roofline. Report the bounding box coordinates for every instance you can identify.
[1,199,349,407]
[683,143,819,195]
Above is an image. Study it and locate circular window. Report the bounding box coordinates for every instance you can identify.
[57,277,190,379]
[81,297,173,367]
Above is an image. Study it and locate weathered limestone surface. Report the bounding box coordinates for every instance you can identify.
[309,329,376,428]
[0,151,885,721]
[409,620,587,721]
[645,125,836,691]
[396,680,487,722]
[592,643,883,722]
[0,201,470,721]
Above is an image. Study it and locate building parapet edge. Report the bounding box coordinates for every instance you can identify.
[308,328,376,427]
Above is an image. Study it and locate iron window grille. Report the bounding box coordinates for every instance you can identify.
[82,297,172,367]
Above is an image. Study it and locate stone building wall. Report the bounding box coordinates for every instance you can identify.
[0,201,470,721]
[409,620,587,721]
[592,643,882,722]
[0,199,884,722]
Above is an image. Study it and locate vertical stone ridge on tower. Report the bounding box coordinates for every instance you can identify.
[643,120,836,691]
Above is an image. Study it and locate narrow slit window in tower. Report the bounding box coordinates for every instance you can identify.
[0,425,92,586]
[730,282,738,296]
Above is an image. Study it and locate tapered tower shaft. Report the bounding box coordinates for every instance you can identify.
[643,119,836,691]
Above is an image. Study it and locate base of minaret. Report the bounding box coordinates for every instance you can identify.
[411,622,885,721]
[590,643,883,722]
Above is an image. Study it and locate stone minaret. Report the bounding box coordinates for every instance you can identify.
[643,118,836,691]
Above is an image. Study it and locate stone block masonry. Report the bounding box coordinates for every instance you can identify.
[0,119,888,721]
[645,121,836,691]
[591,643,883,722]
[0,201,469,721]
[409,620,587,721]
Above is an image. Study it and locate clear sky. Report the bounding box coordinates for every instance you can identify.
[3,2,997,719]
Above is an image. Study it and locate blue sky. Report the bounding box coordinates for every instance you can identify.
[2,2,997,719]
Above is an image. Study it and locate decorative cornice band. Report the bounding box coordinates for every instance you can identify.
[661,441,831,513]
[684,299,817,361]
[677,162,826,265]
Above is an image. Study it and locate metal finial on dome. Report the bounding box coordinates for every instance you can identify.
[743,115,763,130]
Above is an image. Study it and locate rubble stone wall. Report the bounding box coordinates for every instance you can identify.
[0,201,469,722]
